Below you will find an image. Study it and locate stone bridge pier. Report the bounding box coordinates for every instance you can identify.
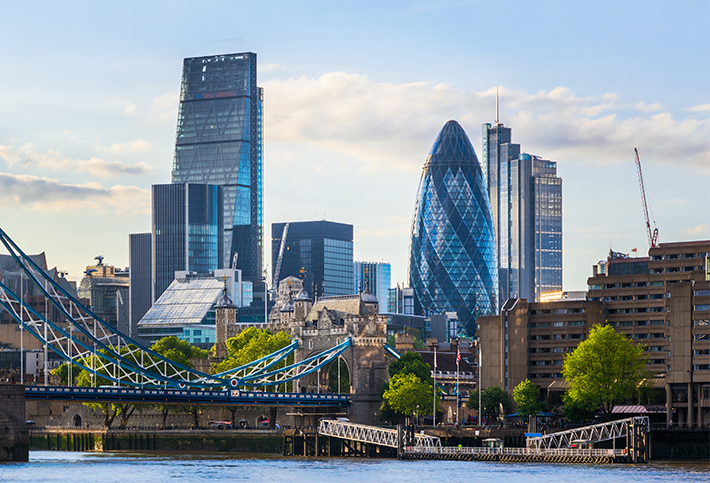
[0,384,29,461]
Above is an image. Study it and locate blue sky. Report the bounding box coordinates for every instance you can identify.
[0,1,708,291]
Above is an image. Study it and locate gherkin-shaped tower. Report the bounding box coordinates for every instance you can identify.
[408,120,498,336]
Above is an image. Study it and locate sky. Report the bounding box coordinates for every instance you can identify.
[0,1,708,292]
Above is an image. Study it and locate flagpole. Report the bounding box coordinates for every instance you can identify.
[456,345,460,427]
[433,344,437,427]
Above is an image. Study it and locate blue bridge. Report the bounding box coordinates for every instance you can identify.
[25,386,349,406]
[0,227,351,408]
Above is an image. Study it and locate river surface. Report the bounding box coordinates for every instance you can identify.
[0,451,708,482]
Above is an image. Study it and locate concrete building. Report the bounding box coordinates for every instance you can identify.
[77,257,129,331]
[477,240,710,428]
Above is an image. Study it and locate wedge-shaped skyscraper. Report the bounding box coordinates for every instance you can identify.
[408,120,499,336]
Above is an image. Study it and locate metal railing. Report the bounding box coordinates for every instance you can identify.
[526,416,650,450]
[404,445,625,457]
[318,420,441,449]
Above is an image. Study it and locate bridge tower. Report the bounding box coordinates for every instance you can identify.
[283,285,391,425]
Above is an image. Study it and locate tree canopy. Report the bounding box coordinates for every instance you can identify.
[466,385,512,425]
[382,373,436,418]
[513,379,542,419]
[213,327,292,374]
[387,351,433,385]
[563,324,652,416]
[151,336,207,368]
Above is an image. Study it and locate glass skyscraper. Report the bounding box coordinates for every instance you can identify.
[171,53,263,281]
[272,221,354,298]
[151,184,223,302]
[408,120,499,336]
[354,261,391,313]
[483,122,562,304]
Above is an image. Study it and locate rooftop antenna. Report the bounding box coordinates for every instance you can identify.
[495,85,500,126]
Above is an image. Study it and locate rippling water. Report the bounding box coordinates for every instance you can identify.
[0,452,707,483]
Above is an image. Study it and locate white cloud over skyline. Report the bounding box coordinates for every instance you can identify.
[0,143,154,177]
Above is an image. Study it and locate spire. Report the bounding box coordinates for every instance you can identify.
[495,85,501,126]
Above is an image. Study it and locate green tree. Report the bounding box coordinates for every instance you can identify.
[387,351,433,385]
[151,336,208,367]
[561,392,595,423]
[563,324,652,416]
[51,363,70,385]
[213,328,292,374]
[513,379,542,420]
[382,373,436,418]
[328,359,350,393]
[466,386,512,425]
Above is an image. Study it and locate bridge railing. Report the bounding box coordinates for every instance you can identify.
[318,419,441,449]
[404,446,625,457]
[526,416,650,450]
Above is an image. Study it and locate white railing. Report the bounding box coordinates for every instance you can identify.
[318,420,441,449]
[404,446,625,458]
[526,416,649,450]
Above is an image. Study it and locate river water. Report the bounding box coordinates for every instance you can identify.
[0,451,708,482]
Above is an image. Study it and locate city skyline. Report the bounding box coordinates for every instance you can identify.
[0,2,707,293]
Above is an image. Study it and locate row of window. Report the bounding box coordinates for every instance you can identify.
[529,347,574,353]
[590,281,665,290]
[529,308,585,315]
[650,266,701,274]
[695,289,710,297]
[590,293,665,302]
[605,307,667,314]
[528,360,564,366]
[650,252,707,260]
[609,320,665,328]
[529,334,584,341]
[696,305,710,312]
[529,321,585,328]
[527,373,563,379]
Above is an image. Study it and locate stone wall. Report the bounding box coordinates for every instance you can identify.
[0,384,29,461]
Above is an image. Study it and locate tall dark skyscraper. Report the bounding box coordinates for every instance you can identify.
[151,184,223,302]
[408,120,499,336]
[271,221,354,298]
[171,53,263,281]
[483,121,562,304]
[129,232,151,338]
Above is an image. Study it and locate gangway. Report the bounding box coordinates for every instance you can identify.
[318,419,441,449]
[526,416,650,463]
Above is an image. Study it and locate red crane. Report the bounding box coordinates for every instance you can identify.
[634,147,659,248]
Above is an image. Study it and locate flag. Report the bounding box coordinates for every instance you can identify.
[631,248,637,252]
[457,348,461,365]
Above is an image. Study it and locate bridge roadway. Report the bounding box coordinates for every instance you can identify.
[26,385,350,407]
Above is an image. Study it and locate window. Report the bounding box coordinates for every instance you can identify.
[538,322,552,328]
[652,268,664,274]
[667,254,679,260]
[553,321,565,327]
[554,309,566,315]
[605,296,618,302]
[621,282,632,288]
[694,349,710,356]
[683,253,696,259]
[694,364,710,371]
[650,307,665,313]
[651,255,664,261]
[554,334,566,340]
[703,387,710,399]
[651,293,664,299]
[528,323,537,328]
[636,282,648,288]
[695,334,710,341]
[620,308,633,314]
[651,333,664,339]
[695,305,710,312]
[651,320,665,326]
[569,321,584,327]
[605,284,617,289]
[553,360,564,365]
[539,335,551,340]
[636,320,648,326]
[589,284,602,290]
[695,319,710,326]
[636,294,648,300]
[620,321,633,327]
[649,359,665,365]
[528,348,537,353]
[635,333,649,339]
[529,310,537,315]
[605,309,617,314]
[569,308,584,314]
[667,267,680,273]
[570,334,584,340]
[651,281,664,287]
[539,347,551,353]
[649,346,664,352]
[553,347,565,353]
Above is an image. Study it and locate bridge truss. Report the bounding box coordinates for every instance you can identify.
[0,227,353,392]
[318,419,441,449]
[526,416,650,449]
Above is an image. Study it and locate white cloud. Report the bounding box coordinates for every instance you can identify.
[0,143,153,177]
[688,104,710,112]
[112,91,178,123]
[262,73,710,173]
[687,224,709,236]
[101,138,154,155]
[260,63,287,73]
[0,172,149,214]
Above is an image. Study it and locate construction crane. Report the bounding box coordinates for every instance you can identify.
[634,147,659,248]
[272,222,290,288]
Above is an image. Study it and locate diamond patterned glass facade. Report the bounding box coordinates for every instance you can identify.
[408,121,499,336]
[171,53,263,281]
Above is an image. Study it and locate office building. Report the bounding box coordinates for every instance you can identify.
[77,257,129,331]
[482,122,562,304]
[478,240,710,428]
[271,221,354,298]
[129,233,151,339]
[138,268,252,346]
[387,285,415,315]
[354,261,391,314]
[151,183,224,302]
[408,120,499,337]
[171,53,264,281]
